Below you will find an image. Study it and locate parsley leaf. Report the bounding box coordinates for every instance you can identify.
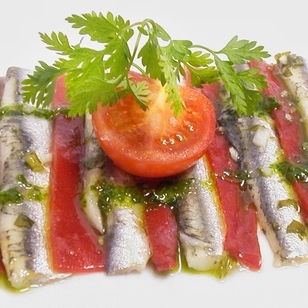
[219,36,270,63]
[22,12,270,117]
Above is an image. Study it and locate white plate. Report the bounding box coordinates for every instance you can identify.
[1,1,307,307]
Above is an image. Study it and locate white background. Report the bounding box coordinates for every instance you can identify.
[1,0,308,307]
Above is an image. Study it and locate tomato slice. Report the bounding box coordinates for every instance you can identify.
[92,73,216,178]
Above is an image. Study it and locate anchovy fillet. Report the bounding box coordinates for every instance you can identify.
[106,204,150,274]
[100,159,151,275]
[0,67,68,289]
[82,113,106,234]
[176,157,225,271]
[220,110,308,266]
[275,54,308,136]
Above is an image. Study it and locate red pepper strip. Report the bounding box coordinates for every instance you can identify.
[250,61,304,161]
[183,75,262,271]
[48,75,106,273]
[250,60,308,222]
[144,204,178,272]
[206,130,261,271]
[0,250,5,274]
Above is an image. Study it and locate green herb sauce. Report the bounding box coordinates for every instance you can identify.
[274,160,308,183]
[0,174,46,206]
[0,105,68,120]
[16,174,45,202]
[0,187,23,205]
[90,177,194,213]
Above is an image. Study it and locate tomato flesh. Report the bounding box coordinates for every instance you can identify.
[92,73,216,178]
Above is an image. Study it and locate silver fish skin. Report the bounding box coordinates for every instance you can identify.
[106,204,150,275]
[220,109,308,266]
[275,53,308,139]
[83,116,150,273]
[102,159,151,275]
[82,113,106,234]
[0,67,68,289]
[176,156,225,271]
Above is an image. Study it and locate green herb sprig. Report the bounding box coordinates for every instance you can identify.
[22,11,270,117]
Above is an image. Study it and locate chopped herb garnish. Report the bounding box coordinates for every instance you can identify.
[14,213,35,229]
[0,187,23,205]
[274,160,308,182]
[147,178,194,205]
[286,220,308,240]
[25,151,45,172]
